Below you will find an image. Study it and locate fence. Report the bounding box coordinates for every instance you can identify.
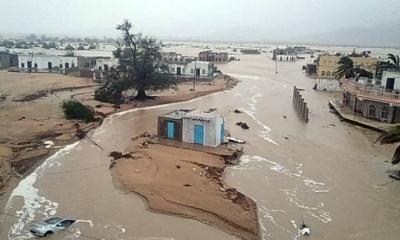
[293,86,309,123]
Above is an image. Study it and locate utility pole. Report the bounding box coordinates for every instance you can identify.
[192,59,197,91]
[275,46,278,74]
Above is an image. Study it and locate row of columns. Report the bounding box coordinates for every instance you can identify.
[293,86,309,123]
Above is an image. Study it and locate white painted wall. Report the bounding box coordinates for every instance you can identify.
[95,58,118,70]
[381,71,400,90]
[18,55,78,69]
[169,61,214,78]
[316,78,341,91]
[182,114,224,147]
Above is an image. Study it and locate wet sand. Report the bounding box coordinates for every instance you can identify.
[1,45,400,240]
[111,136,259,240]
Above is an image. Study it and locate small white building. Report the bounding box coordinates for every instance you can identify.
[18,54,78,70]
[182,109,224,147]
[381,71,400,91]
[95,57,118,71]
[169,61,214,79]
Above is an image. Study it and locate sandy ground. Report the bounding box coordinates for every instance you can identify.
[0,71,236,193]
[0,71,99,189]
[111,134,259,240]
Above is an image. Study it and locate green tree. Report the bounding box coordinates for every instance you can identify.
[65,44,75,51]
[77,45,85,50]
[377,126,400,165]
[95,20,175,102]
[387,54,400,69]
[62,100,95,122]
[335,56,372,80]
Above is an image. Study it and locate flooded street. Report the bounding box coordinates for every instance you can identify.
[2,52,400,240]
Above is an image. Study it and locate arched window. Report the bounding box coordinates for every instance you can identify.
[327,71,331,77]
[321,71,325,76]
[369,105,376,117]
[381,107,389,120]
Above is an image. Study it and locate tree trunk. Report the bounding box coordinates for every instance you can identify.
[135,89,148,100]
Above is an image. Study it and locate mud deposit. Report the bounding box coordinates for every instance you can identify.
[111,135,260,240]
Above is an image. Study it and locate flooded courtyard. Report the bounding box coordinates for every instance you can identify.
[1,50,400,240]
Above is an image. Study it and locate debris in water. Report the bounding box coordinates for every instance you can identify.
[283,115,287,119]
[227,137,246,144]
[75,129,86,139]
[233,109,242,114]
[236,122,249,130]
[300,223,311,236]
[109,151,134,160]
[18,116,26,121]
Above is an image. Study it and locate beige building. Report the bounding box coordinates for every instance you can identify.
[317,55,378,79]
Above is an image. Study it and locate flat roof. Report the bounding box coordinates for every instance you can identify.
[163,109,195,119]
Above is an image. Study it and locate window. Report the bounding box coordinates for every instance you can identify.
[190,69,194,74]
[202,69,206,75]
[327,71,331,77]
[59,64,63,69]
[368,105,376,117]
[21,63,24,68]
[321,71,325,76]
[381,107,389,120]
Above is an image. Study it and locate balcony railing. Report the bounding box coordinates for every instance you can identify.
[342,80,400,103]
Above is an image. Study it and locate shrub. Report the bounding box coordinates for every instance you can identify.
[62,100,95,122]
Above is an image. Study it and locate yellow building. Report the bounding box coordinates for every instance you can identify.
[317,55,378,79]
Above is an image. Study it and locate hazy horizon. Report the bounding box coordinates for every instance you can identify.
[1,0,400,46]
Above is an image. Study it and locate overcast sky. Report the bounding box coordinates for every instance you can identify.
[1,0,399,40]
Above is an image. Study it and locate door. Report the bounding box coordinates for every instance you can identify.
[177,67,181,75]
[27,61,32,69]
[196,68,200,76]
[194,125,204,145]
[220,123,224,144]
[386,78,395,90]
[167,121,174,139]
[65,63,70,69]
[48,62,52,70]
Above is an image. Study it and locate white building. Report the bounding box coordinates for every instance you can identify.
[169,61,214,79]
[182,109,224,147]
[315,78,341,91]
[95,57,118,71]
[18,54,78,70]
[273,48,297,61]
[381,71,400,91]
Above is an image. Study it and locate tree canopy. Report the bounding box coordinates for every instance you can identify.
[95,20,175,103]
[335,56,372,80]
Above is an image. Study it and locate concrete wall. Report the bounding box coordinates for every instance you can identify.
[381,71,400,90]
[158,117,183,141]
[18,55,78,69]
[182,116,224,147]
[169,61,214,79]
[0,53,18,69]
[316,78,341,91]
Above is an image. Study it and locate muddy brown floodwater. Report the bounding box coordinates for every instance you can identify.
[1,50,400,240]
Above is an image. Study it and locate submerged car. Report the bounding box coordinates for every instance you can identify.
[29,217,75,237]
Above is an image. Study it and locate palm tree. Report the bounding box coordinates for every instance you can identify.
[335,56,372,80]
[377,126,400,165]
[387,54,400,69]
[335,56,355,79]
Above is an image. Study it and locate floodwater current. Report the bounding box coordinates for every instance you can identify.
[1,50,400,240]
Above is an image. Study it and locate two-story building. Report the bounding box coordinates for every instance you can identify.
[342,70,400,123]
[198,51,229,63]
[273,48,297,61]
[317,54,378,79]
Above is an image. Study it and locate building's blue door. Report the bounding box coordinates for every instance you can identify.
[167,121,174,139]
[220,123,224,144]
[194,125,204,145]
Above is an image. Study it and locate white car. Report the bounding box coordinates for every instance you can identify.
[29,217,75,237]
